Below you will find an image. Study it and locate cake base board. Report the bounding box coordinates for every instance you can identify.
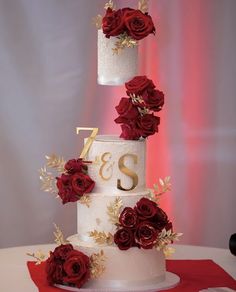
[55,271,180,292]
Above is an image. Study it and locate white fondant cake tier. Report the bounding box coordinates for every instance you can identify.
[68,235,166,289]
[77,191,150,241]
[85,135,146,194]
[97,30,138,85]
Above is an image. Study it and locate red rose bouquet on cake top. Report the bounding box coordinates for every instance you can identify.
[95,0,155,53]
[115,75,164,140]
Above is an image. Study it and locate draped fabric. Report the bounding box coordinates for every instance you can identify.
[0,0,235,248]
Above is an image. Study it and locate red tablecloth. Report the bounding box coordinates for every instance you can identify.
[27,259,236,292]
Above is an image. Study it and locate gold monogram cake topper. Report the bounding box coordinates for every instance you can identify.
[76,127,98,159]
[99,152,114,181]
[117,154,138,191]
[98,152,139,191]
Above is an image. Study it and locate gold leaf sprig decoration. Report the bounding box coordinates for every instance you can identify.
[107,197,123,225]
[156,228,183,251]
[39,154,66,197]
[149,176,171,204]
[92,15,102,29]
[79,195,92,208]
[138,0,148,13]
[104,0,115,10]
[46,154,65,173]
[90,250,106,279]
[53,223,68,245]
[89,230,113,245]
[112,33,138,55]
[39,167,57,194]
[26,250,48,265]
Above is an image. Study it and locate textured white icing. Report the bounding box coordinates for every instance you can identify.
[97,29,138,85]
[85,135,146,194]
[68,235,166,289]
[77,191,150,241]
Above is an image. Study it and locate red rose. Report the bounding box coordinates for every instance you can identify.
[134,197,158,220]
[135,221,158,249]
[142,89,164,112]
[123,9,155,40]
[137,114,160,138]
[65,159,87,174]
[63,250,90,288]
[119,207,138,228]
[165,221,173,232]
[114,228,135,250]
[45,244,74,285]
[153,207,169,231]
[115,97,139,121]
[71,172,95,195]
[120,123,140,140]
[125,76,155,96]
[102,8,125,38]
[46,255,64,285]
[53,244,74,260]
[56,174,78,204]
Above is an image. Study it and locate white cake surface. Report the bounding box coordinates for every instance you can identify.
[68,235,166,289]
[85,135,146,194]
[97,29,138,85]
[77,191,150,242]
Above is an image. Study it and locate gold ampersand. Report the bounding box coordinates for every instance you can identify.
[99,152,114,181]
[117,154,138,191]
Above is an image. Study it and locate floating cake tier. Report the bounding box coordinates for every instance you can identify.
[97,30,138,85]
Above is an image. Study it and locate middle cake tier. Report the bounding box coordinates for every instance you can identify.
[77,191,150,242]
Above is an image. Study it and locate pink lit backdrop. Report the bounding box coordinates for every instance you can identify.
[0,0,235,248]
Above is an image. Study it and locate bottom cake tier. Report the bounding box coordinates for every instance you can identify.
[68,234,166,289]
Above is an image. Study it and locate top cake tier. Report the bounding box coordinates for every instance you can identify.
[85,135,146,194]
[97,30,138,85]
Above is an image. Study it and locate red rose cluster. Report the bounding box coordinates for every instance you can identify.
[46,244,90,288]
[56,159,95,204]
[115,76,164,140]
[114,198,172,250]
[102,7,155,40]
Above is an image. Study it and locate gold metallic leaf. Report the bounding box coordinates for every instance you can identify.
[45,154,65,173]
[26,250,48,265]
[89,230,114,245]
[39,167,57,194]
[79,195,91,208]
[92,14,102,29]
[104,0,115,10]
[149,176,172,204]
[107,197,123,225]
[112,33,138,54]
[138,0,148,13]
[53,223,68,245]
[90,250,106,279]
[156,228,183,250]
[163,246,176,258]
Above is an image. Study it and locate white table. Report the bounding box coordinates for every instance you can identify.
[0,244,235,292]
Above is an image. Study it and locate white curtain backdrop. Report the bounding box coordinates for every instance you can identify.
[0,0,236,248]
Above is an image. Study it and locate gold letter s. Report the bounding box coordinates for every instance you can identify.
[117,154,138,191]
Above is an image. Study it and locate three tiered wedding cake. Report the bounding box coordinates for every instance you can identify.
[38,1,182,291]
